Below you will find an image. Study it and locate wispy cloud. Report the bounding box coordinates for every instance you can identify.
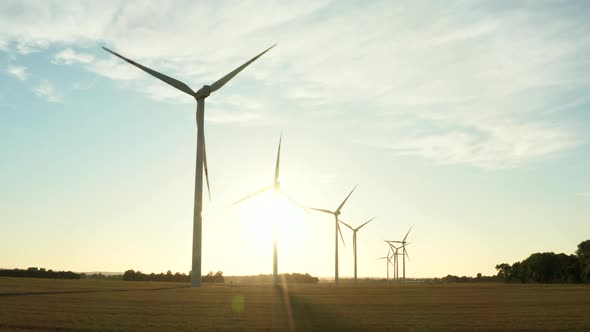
[1,1,589,167]
[53,48,94,65]
[33,80,63,103]
[6,66,28,81]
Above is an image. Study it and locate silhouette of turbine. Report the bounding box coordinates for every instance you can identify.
[231,134,307,285]
[308,185,357,284]
[378,248,393,282]
[102,44,276,287]
[386,241,411,280]
[386,225,413,281]
[338,217,376,282]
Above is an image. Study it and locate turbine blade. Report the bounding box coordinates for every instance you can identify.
[102,47,194,96]
[404,247,411,262]
[280,190,310,214]
[385,242,398,250]
[308,207,334,215]
[356,217,376,231]
[338,219,354,231]
[209,44,277,93]
[338,223,346,247]
[231,185,272,205]
[203,134,211,201]
[336,185,357,213]
[403,225,414,242]
[274,133,282,185]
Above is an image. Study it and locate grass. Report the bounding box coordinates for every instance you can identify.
[1,278,590,331]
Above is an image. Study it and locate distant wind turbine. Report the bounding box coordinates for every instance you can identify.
[308,185,357,284]
[387,226,413,281]
[102,44,276,287]
[231,134,307,285]
[339,217,376,282]
[386,242,410,280]
[378,248,393,282]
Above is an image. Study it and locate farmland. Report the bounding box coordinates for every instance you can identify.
[1,278,589,331]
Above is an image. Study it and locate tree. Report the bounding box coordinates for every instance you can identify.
[576,240,590,282]
[495,263,512,281]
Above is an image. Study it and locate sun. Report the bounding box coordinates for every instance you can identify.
[235,190,309,255]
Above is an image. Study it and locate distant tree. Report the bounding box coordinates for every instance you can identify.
[495,263,512,281]
[577,240,590,282]
[122,270,136,281]
[202,271,224,283]
[0,267,80,280]
[476,273,482,280]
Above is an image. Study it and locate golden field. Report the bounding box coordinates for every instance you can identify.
[1,278,589,331]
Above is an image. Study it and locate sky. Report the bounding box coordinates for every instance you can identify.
[1,0,589,279]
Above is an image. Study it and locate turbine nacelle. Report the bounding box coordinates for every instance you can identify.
[195,85,212,99]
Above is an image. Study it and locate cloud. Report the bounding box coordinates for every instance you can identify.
[384,121,578,169]
[0,1,589,167]
[33,80,63,103]
[6,65,28,81]
[53,48,95,65]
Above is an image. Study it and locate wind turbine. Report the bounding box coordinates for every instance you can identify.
[378,248,393,282]
[339,217,375,282]
[386,242,410,280]
[387,226,413,281]
[308,185,357,284]
[231,134,307,285]
[102,44,276,287]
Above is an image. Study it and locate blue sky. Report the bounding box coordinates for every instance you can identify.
[1,0,589,278]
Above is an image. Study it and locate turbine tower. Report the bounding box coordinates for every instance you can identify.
[378,248,393,282]
[386,242,410,280]
[339,217,376,282]
[231,134,307,285]
[387,226,413,281]
[103,44,276,287]
[308,185,357,284]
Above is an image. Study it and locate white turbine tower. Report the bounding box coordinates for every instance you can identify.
[378,248,393,282]
[308,185,357,284]
[231,134,307,285]
[387,226,413,281]
[102,44,276,287]
[386,241,410,280]
[338,217,376,282]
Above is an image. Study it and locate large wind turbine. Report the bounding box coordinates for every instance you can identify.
[339,217,375,282]
[308,185,356,284]
[387,226,413,281]
[231,134,307,285]
[103,44,276,287]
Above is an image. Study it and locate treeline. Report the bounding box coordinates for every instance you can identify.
[0,267,80,279]
[80,273,122,280]
[122,270,224,283]
[495,239,590,284]
[227,273,319,284]
[435,273,500,283]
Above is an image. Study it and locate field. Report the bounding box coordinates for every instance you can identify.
[1,278,590,331]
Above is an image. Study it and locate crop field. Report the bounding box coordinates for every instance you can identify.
[1,278,589,331]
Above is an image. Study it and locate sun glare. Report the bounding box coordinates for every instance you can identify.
[236,190,309,257]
